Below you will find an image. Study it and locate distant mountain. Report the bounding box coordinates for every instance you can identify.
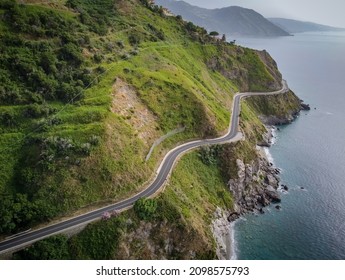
[268,18,345,33]
[155,0,290,37]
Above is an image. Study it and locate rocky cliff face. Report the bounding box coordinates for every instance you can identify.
[210,128,283,258]
[227,149,281,221]
[211,92,305,257]
[246,90,307,125]
[212,207,232,260]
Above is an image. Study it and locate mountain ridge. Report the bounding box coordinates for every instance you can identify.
[154,0,290,37]
[268,18,345,33]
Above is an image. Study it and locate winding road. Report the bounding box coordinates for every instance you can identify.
[0,80,289,254]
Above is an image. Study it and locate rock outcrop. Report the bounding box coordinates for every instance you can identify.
[212,207,232,260]
[227,152,281,219]
[301,103,311,111]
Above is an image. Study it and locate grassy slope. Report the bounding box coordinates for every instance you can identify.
[14,93,296,260]
[0,0,271,232]
[14,151,233,260]
[1,0,285,241]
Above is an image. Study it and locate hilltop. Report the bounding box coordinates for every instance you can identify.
[154,0,290,37]
[0,0,301,260]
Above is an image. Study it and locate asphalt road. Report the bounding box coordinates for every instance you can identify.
[0,81,289,254]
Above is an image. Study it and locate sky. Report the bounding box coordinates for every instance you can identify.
[181,0,345,28]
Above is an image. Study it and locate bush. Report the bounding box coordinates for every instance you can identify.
[128,34,141,46]
[93,54,104,63]
[134,198,158,221]
[58,83,84,103]
[69,217,124,259]
[13,235,71,260]
[59,43,83,66]
[0,111,17,127]
[199,145,222,166]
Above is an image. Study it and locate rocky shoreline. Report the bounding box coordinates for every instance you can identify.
[228,139,281,221]
[227,97,311,220]
[212,99,310,259]
[212,127,282,260]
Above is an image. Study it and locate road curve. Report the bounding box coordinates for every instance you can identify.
[0,81,289,254]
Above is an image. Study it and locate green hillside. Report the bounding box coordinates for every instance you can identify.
[0,0,301,260]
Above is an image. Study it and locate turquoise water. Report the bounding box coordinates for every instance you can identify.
[233,32,345,260]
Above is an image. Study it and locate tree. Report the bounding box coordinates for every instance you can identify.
[186,21,197,32]
[209,31,219,36]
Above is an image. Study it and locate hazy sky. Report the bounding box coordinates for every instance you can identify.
[182,0,345,27]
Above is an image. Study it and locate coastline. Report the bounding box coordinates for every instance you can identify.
[227,125,281,260]
[222,31,345,260]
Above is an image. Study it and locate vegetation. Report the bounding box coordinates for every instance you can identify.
[13,235,71,260]
[199,145,222,166]
[245,90,301,118]
[134,198,158,221]
[14,150,231,260]
[209,31,219,36]
[0,0,283,242]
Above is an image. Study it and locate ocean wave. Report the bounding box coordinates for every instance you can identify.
[270,126,278,145]
[263,147,275,165]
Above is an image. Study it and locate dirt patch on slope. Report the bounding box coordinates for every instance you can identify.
[112,78,160,146]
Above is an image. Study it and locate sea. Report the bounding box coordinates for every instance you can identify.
[232,31,345,260]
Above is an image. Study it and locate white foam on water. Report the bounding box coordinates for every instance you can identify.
[270,126,278,145]
[263,147,275,165]
[229,221,238,260]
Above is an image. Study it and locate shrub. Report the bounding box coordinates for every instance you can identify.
[199,145,222,166]
[13,235,71,260]
[133,198,158,221]
[0,111,17,127]
[68,217,124,259]
[59,43,83,66]
[128,34,140,46]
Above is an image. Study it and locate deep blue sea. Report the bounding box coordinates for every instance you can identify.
[233,32,345,260]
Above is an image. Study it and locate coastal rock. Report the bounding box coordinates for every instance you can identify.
[227,149,281,216]
[265,174,279,186]
[301,103,311,110]
[257,126,275,147]
[265,186,281,203]
[228,159,246,202]
[228,212,240,222]
[211,207,232,260]
[260,115,295,125]
[274,168,281,175]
